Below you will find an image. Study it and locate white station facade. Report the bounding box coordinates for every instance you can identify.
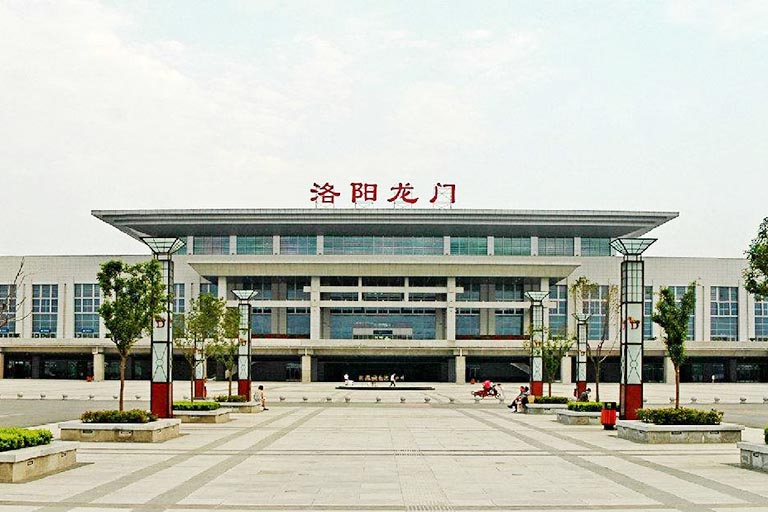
[0,208,766,384]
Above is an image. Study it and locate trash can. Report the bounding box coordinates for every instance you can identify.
[601,401,617,430]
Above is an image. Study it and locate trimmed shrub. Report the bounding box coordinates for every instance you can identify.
[0,428,53,452]
[636,407,723,425]
[764,426,767,444]
[213,394,248,403]
[567,402,604,412]
[173,401,220,411]
[534,396,570,404]
[81,409,157,424]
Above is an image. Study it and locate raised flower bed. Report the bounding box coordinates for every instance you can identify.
[617,408,743,444]
[0,428,78,483]
[524,396,570,415]
[60,409,180,443]
[213,395,261,413]
[556,403,604,425]
[737,426,768,473]
[172,401,231,423]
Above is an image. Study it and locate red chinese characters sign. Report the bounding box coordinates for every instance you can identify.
[310,182,456,206]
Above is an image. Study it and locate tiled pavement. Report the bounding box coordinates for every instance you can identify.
[0,381,767,511]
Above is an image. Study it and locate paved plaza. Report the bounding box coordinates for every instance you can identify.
[0,381,766,511]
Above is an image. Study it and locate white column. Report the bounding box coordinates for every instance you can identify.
[455,355,466,384]
[217,277,227,301]
[739,286,750,341]
[64,279,75,338]
[746,288,756,340]
[700,285,710,341]
[92,349,105,381]
[310,276,321,340]
[316,235,324,255]
[487,236,494,256]
[0,350,5,379]
[446,277,457,341]
[301,354,312,383]
[560,355,572,383]
[573,237,582,257]
[272,235,280,255]
[187,236,194,254]
[531,236,539,256]
[229,235,237,255]
[664,356,675,384]
[21,282,32,338]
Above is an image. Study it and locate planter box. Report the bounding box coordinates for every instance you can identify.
[617,420,744,444]
[524,403,569,415]
[219,402,261,413]
[738,442,768,473]
[0,441,78,483]
[556,410,602,425]
[173,408,232,423]
[60,419,180,443]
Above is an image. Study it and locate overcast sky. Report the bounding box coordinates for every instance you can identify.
[1,1,766,258]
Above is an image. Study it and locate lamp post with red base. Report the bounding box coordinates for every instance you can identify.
[525,291,549,397]
[232,290,256,399]
[574,313,591,397]
[142,237,185,419]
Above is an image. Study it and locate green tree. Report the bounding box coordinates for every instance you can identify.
[541,335,573,397]
[176,294,225,401]
[570,277,620,401]
[208,307,241,398]
[652,283,696,409]
[98,260,165,411]
[744,217,768,297]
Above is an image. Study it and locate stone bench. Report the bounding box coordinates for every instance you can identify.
[173,408,232,423]
[60,418,181,443]
[0,441,79,483]
[556,409,602,425]
[738,442,768,473]
[524,403,569,415]
[218,402,262,413]
[616,420,744,444]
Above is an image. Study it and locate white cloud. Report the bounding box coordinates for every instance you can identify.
[665,0,768,39]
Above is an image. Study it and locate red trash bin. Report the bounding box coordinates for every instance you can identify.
[601,401,617,430]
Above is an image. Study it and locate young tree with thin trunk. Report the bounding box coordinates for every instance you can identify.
[652,283,696,409]
[744,217,768,298]
[541,335,573,397]
[176,294,225,402]
[97,260,165,411]
[208,307,241,398]
[0,258,30,334]
[570,277,620,401]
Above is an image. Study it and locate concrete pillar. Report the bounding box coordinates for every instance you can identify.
[63,279,74,339]
[92,349,105,381]
[573,237,582,257]
[310,277,321,340]
[217,276,227,301]
[739,285,750,341]
[301,354,312,383]
[487,236,494,255]
[443,236,450,255]
[446,277,457,341]
[455,355,466,384]
[229,235,237,255]
[316,235,324,255]
[664,356,675,384]
[700,285,709,342]
[531,236,539,256]
[272,235,280,254]
[561,355,572,384]
[0,350,4,379]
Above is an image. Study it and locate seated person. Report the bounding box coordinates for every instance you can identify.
[577,387,592,402]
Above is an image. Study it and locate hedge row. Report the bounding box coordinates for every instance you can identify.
[213,394,248,403]
[81,409,157,424]
[534,395,570,404]
[636,407,723,425]
[0,428,53,452]
[173,401,220,411]
[567,402,605,412]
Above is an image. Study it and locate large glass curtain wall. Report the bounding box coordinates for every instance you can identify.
[330,308,436,339]
[324,237,443,255]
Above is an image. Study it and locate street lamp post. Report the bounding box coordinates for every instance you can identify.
[525,291,549,397]
[574,313,591,396]
[142,237,185,419]
[232,290,256,399]
[610,238,656,420]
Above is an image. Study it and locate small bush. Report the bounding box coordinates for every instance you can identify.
[213,394,248,403]
[567,402,604,412]
[173,401,220,411]
[636,407,723,425]
[764,426,767,444]
[0,428,53,452]
[535,395,570,404]
[81,409,157,424]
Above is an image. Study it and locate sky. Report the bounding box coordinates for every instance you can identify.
[1,1,766,258]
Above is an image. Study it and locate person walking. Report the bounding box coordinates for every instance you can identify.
[257,384,268,411]
[389,372,397,387]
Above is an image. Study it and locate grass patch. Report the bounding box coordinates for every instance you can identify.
[0,428,53,452]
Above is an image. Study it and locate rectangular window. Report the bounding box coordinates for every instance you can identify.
[549,284,568,337]
[285,277,310,300]
[643,286,653,340]
[710,286,738,341]
[456,308,479,336]
[74,283,100,338]
[32,284,58,337]
[755,296,768,341]
[581,238,611,256]
[287,308,310,335]
[494,278,523,301]
[0,284,17,336]
[669,286,696,340]
[236,236,273,255]
[193,236,230,255]
[539,237,574,256]
[494,237,531,256]
[324,236,442,255]
[280,236,317,255]
[450,237,488,256]
[176,237,187,255]
[173,284,185,313]
[200,277,218,297]
[583,285,608,340]
[456,278,481,302]
[330,308,436,339]
[495,308,523,335]
[251,307,272,335]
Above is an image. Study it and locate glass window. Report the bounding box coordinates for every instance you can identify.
[251,307,272,334]
[236,236,273,255]
[281,236,317,255]
[643,286,653,340]
[74,283,100,338]
[193,236,230,255]
[32,284,58,337]
[755,296,768,341]
[287,308,310,335]
[581,238,611,256]
[539,237,574,256]
[456,308,480,336]
[494,237,531,256]
[495,278,523,301]
[324,236,442,255]
[549,284,568,337]
[285,277,310,300]
[172,284,185,313]
[330,308,436,339]
[669,286,696,340]
[495,308,523,335]
[450,237,487,256]
[200,277,218,297]
[0,284,17,336]
[456,278,481,301]
[176,238,187,255]
[583,285,608,340]
[710,286,738,341]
